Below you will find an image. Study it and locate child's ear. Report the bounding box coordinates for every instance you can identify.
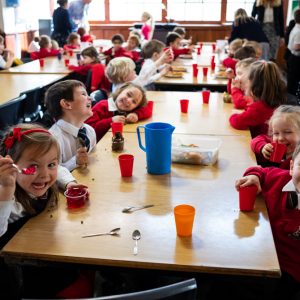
[60,99,72,110]
[290,160,294,176]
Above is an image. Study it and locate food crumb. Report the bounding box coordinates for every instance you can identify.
[50,214,53,218]
[92,178,95,181]
[81,220,84,224]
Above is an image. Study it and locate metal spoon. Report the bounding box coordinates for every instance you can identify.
[12,164,36,175]
[122,204,154,213]
[82,227,121,238]
[132,230,141,255]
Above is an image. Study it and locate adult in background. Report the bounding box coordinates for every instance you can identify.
[229,8,270,60]
[252,0,284,61]
[68,0,92,31]
[52,0,75,47]
[141,12,155,43]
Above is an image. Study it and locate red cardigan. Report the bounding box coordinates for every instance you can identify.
[244,166,300,283]
[229,100,275,137]
[231,87,253,109]
[103,47,127,58]
[250,135,291,169]
[222,57,237,73]
[85,100,153,141]
[164,47,189,60]
[30,48,60,60]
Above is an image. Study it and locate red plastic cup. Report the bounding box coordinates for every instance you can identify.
[118,154,134,177]
[211,55,215,63]
[192,64,198,77]
[239,185,258,211]
[199,42,203,49]
[202,67,208,77]
[269,142,287,163]
[68,50,73,57]
[64,187,88,209]
[197,47,201,55]
[202,90,211,104]
[180,99,189,113]
[212,43,216,52]
[174,204,195,237]
[211,61,216,72]
[111,122,123,136]
[64,58,70,67]
[39,59,44,68]
[147,100,154,114]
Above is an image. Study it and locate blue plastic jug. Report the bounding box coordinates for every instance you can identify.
[137,122,175,175]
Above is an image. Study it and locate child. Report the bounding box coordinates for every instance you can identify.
[103,34,126,63]
[230,57,256,109]
[46,80,97,171]
[63,32,80,51]
[243,40,263,59]
[235,143,300,300]
[222,38,243,70]
[233,45,256,60]
[77,26,93,43]
[68,46,110,93]
[229,60,286,138]
[165,32,193,60]
[124,34,141,62]
[86,82,151,141]
[173,26,192,47]
[0,123,93,298]
[251,105,300,169]
[0,35,14,69]
[30,35,61,60]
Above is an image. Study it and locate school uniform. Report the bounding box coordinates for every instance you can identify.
[103,47,127,58]
[30,48,60,60]
[164,47,189,60]
[229,100,275,137]
[222,57,237,72]
[86,98,152,141]
[244,166,300,285]
[49,119,96,171]
[231,87,253,110]
[250,134,291,169]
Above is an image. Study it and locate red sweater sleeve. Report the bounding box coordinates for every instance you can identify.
[231,87,248,109]
[250,134,272,154]
[90,64,109,92]
[133,102,153,120]
[103,48,112,56]
[227,79,232,94]
[68,64,91,76]
[172,47,190,59]
[85,100,113,141]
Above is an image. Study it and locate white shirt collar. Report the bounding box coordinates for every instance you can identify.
[108,97,118,112]
[282,180,300,210]
[56,119,82,138]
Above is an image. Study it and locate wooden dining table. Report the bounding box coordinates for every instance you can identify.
[124,91,249,137]
[2,131,280,279]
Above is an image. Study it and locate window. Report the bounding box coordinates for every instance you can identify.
[167,0,222,21]
[225,0,254,21]
[87,0,105,21]
[109,0,162,21]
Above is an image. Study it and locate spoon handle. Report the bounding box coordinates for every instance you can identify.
[133,240,138,255]
[82,233,108,238]
[133,204,154,212]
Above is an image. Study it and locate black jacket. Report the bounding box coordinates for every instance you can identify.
[251,2,284,37]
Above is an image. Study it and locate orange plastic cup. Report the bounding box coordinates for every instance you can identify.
[118,154,134,177]
[111,122,123,136]
[269,142,286,163]
[180,99,189,113]
[202,67,208,77]
[239,185,258,211]
[39,59,44,68]
[192,64,198,77]
[202,90,211,104]
[64,58,70,67]
[174,204,195,237]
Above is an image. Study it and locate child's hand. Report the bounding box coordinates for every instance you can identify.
[161,48,173,64]
[160,64,171,76]
[226,68,235,79]
[235,175,261,193]
[112,116,126,123]
[261,143,273,159]
[0,155,18,200]
[231,78,241,89]
[76,147,89,167]
[126,113,138,123]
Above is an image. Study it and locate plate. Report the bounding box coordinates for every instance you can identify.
[178,54,193,59]
[164,72,184,78]
[172,66,187,72]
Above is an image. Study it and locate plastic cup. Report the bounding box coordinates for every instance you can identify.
[197,47,201,55]
[57,53,62,60]
[202,67,208,77]
[239,185,258,211]
[202,90,211,104]
[118,154,134,177]
[111,122,123,136]
[64,58,70,67]
[180,99,189,113]
[174,204,195,237]
[64,187,87,209]
[211,61,216,72]
[68,50,73,57]
[212,43,216,52]
[39,59,44,68]
[147,100,154,114]
[192,64,198,77]
[269,142,287,163]
[211,55,215,63]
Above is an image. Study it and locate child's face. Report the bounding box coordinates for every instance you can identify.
[113,40,122,51]
[170,38,181,49]
[68,86,93,120]
[290,153,300,192]
[115,86,143,112]
[73,38,80,46]
[235,66,249,91]
[82,55,95,65]
[272,116,300,157]
[16,145,58,197]
[127,39,138,50]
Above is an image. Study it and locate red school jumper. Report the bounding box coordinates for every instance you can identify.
[244,166,300,283]
[85,100,153,141]
[30,48,60,60]
[231,87,253,110]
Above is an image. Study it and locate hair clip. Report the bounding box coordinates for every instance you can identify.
[4,128,51,150]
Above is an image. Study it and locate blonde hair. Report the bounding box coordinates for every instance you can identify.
[127,34,140,48]
[269,105,300,134]
[0,123,60,215]
[236,57,257,69]
[229,38,243,53]
[39,35,51,48]
[256,0,282,7]
[51,39,59,50]
[234,8,254,26]
[67,32,80,45]
[105,57,136,84]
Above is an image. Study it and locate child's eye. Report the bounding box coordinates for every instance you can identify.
[48,162,58,169]
[132,99,137,104]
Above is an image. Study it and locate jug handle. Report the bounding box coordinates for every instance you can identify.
[136,125,146,152]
